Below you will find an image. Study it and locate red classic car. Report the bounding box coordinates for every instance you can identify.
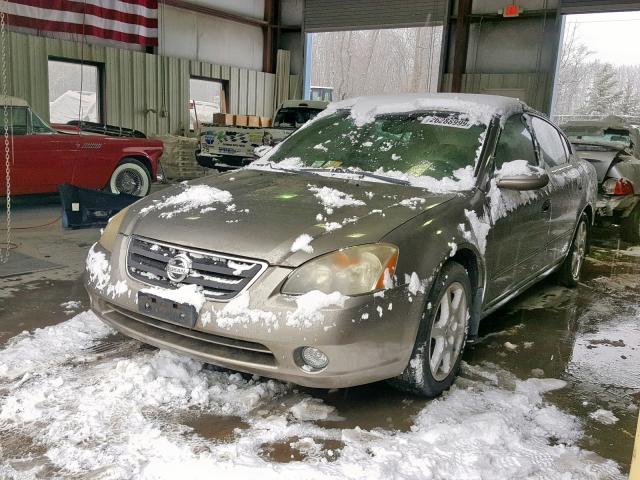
[0,96,163,197]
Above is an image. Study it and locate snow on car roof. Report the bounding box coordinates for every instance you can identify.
[0,95,29,107]
[317,93,525,127]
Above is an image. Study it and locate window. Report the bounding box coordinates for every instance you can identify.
[31,110,55,134]
[189,78,227,130]
[531,117,568,167]
[9,107,28,135]
[48,59,101,124]
[494,114,538,169]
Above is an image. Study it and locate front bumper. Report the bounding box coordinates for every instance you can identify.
[86,239,424,389]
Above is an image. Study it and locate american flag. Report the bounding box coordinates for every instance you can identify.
[2,0,158,46]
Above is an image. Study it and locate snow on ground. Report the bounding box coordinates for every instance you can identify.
[0,314,624,480]
[589,409,619,425]
[139,184,233,219]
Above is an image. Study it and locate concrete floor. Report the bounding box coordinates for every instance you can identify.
[0,197,638,477]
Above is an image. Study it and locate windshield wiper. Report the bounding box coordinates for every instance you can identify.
[298,167,411,186]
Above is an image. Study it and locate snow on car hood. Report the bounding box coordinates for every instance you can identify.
[122,169,457,267]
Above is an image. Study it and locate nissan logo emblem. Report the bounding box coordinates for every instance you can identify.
[166,253,192,283]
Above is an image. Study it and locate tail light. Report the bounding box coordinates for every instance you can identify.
[602,177,634,196]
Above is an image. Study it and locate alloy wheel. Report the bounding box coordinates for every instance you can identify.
[571,221,587,281]
[429,282,468,382]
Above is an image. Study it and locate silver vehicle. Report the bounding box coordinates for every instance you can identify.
[86,94,596,397]
[562,116,640,243]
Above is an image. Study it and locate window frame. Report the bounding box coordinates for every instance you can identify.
[528,114,569,168]
[491,113,540,173]
[188,76,229,131]
[47,56,105,124]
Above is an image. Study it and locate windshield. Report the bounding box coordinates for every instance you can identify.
[563,126,631,147]
[266,111,488,181]
[273,107,324,128]
[31,110,55,134]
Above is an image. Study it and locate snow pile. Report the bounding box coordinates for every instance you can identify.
[86,244,129,298]
[290,398,338,421]
[318,93,523,128]
[140,284,207,313]
[0,314,624,480]
[60,300,82,314]
[139,184,233,218]
[308,185,366,214]
[589,409,619,425]
[290,234,314,253]
[0,311,113,380]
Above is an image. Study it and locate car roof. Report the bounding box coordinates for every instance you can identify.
[319,93,526,127]
[0,95,30,107]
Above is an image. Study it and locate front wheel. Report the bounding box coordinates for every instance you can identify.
[557,214,589,287]
[109,158,151,197]
[389,261,471,397]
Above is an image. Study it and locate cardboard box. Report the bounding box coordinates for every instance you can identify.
[234,115,248,126]
[248,116,260,127]
[210,113,234,126]
[260,117,272,127]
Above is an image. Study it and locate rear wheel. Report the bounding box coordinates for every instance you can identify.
[621,203,640,244]
[109,158,151,197]
[557,214,589,287]
[389,261,471,397]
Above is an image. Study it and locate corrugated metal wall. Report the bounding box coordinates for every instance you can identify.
[441,73,552,113]
[7,31,278,136]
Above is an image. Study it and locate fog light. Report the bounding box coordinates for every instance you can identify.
[300,346,329,370]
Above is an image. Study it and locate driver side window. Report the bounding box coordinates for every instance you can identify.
[494,114,537,170]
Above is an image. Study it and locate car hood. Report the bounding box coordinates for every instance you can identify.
[122,169,457,267]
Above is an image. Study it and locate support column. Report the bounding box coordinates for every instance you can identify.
[451,0,472,93]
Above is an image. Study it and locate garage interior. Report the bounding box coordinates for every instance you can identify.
[1,0,639,478]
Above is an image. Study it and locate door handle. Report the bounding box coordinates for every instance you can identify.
[541,199,551,213]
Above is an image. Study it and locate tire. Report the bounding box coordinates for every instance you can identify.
[389,261,471,397]
[109,158,151,197]
[557,213,589,288]
[621,204,640,244]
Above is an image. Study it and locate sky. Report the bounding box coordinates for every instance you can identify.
[566,11,640,66]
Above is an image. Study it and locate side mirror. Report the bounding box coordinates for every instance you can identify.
[496,163,549,191]
[254,145,273,158]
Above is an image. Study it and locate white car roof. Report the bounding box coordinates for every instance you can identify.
[0,95,29,107]
[319,93,526,127]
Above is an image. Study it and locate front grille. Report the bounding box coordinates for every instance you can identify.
[126,236,267,301]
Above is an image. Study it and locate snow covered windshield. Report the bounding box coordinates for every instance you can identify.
[267,111,487,181]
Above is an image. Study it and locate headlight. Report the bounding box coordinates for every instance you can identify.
[282,244,398,296]
[98,206,130,252]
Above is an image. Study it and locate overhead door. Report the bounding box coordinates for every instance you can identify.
[303,0,447,32]
[560,0,640,14]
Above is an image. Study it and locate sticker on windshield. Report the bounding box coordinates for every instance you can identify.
[420,115,472,129]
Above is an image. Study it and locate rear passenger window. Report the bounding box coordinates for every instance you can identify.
[494,114,537,169]
[531,117,568,167]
